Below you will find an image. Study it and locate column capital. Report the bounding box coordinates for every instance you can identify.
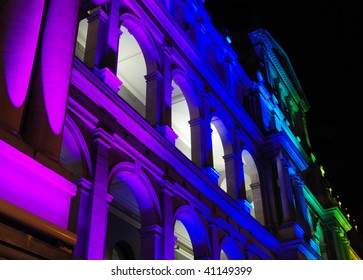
[87,6,109,23]
[155,124,178,145]
[159,180,175,197]
[93,66,122,93]
[188,117,204,127]
[74,177,93,191]
[139,224,163,237]
[223,153,237,162]
[92,127,113,148]
[144,70,163,82]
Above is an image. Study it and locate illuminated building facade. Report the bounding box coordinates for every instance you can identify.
[0,0,361,260]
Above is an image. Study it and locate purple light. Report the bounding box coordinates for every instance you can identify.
[0,140,76,228]
[1,0,44,107]
[40,0,79,135]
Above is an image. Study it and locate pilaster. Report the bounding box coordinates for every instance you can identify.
[86,128,113,259]
[139,224,163,260]
[189,117,206,168]
[275,154,296,223]
[145,70,164,126]
[208,221,220,260]
[223,153,239,200]
[69,178,92,259]
[159,180,175,259]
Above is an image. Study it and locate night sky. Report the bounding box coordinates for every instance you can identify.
[204,1,363,221]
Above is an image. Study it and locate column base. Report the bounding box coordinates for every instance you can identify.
[156,125,178,145]
[274,221,305,242]
[202,167,220,185]
[94,67,122,93]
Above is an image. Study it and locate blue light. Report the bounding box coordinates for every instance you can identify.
[226,35,232,44]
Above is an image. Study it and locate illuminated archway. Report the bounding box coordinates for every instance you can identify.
[220,236,243,260]
[106,162,161,259]
[174,205,210,260]
[242,149,264,224]
[117,24,147,116]
[210,114,234,194]
[171,69,201,160]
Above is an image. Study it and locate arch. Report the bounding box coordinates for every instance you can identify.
[108,162,161,227]
[60,114,92,180]
[119,13,160,74]
[209,112,234,191]
[171,68,201,120]
[117,13,161,118]
[242,149,264,223]
[220,236,244,260]
[112,240,136,260]
[173,205,210,260]
[171,68,201,160]
[210,113,234,155]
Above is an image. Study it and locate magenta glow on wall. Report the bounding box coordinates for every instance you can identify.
[0,140,76,229]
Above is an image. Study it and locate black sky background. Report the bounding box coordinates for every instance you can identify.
[204,1,363,221]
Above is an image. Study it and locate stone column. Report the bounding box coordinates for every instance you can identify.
[84,2,122,93]
[145,70,164,126]
[200,93,218,182]
[0,0,44,137]
[275,154,296,223]
[84,7,109,68]
[208,221,220,260]
[155,44,179,144]
[331,225,345,260]
[250,182,264,224]
[234,135,247,203]
[341,236,351,260]
[160,181,175,259]
[86,128,112,259]
[189,117,206,168]
[69,178,92,259]
[22,0,80,164]
[291,174,311,237]
[223,153,239,200]
[161,44,172,128]
[236,156,252,214]
[139,225,163,260]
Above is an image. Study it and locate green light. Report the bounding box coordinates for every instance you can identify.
[311,153,316,163]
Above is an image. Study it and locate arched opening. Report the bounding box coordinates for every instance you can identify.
[219,236,243,260]
[211,119,225,190]
[174,206,210,260]
[210,115,233,193]
[106,163,161,260]
[112,241,136,260]
[172,78,191,160]
[174,220,193,260]
[220,249,228,260]
[242,149,264,224]
[171,69,201,163]
[107,175,141,259]
[117,25,147,117]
